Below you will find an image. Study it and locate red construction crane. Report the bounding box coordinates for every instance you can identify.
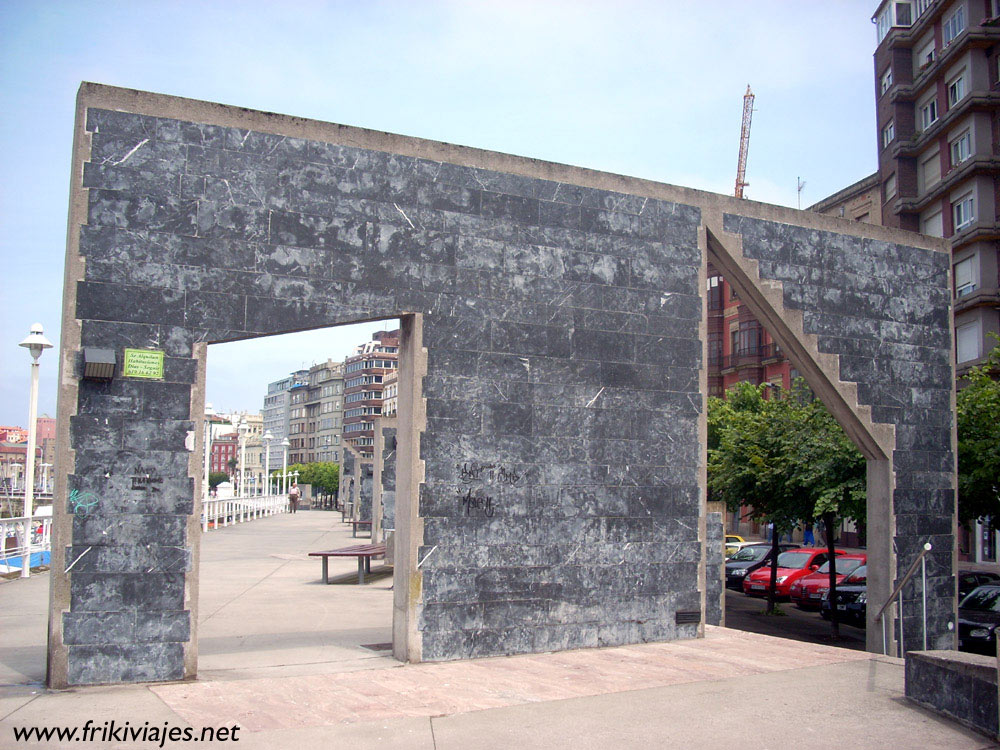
[735,85,754,199]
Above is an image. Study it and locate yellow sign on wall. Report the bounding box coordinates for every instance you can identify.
[122,348,165,379]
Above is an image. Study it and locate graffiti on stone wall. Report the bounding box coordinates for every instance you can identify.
[456,462,521,517]
[130,465,163,493]
[457,462,521,486]
[69,489,99,516]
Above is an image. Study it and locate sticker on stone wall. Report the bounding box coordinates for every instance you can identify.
[122,348,164,379]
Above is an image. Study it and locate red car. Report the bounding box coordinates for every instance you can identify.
[743,548,846,599]
[789,554,867,609]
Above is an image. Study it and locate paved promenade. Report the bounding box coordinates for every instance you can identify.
[1,511,993,748]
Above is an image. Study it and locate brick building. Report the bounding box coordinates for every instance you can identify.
[873,0,1000,376]
[343,330,399,456]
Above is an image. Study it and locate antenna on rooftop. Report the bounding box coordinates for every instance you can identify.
[797,177,807,210]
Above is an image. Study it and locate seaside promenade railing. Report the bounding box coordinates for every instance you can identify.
[202,493,288,532]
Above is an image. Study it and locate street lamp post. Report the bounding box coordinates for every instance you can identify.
[280,438,290,496]
[263,430,273,501]
[18,323,53,578]
[237,418,248,521]
[40,463,52,494]
[203,403,215,504]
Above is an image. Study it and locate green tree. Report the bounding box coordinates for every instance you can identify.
[208,471,229,489]
[276,462,340,500]
[708,379,866,628]
[957,338,1000,530]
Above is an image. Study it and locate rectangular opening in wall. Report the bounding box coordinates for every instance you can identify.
[198,318,400,675]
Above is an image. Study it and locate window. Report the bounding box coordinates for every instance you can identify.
[707,275,723,310]
[919,150,941,192]
[877,6,892,42]
[953,192,975,230]
[921,208,943,237]
[955,256,978,297]
[883,173,897,201]
[916,0,933,17]
[919,98,938,130]
[947,72,966,107]
[880,67,893,95]
[950,130,972,166]
[882,120,895,148]
[957,320,981,362]
[915,38,935,71]
[943,6,966,46]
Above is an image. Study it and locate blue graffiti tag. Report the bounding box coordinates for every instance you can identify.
[69,489,99,516]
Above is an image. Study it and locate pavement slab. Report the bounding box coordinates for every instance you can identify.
[1,512,995,748]
[149,627,874,732]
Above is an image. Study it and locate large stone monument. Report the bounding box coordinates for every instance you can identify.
[48,83,956,687]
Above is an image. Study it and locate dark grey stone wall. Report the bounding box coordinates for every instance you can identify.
[906,650,998,738]
[358,463,373,522]
[381,426,397,531]
[68,106,705,680]
[340,450,356,513]
[723,214,955,649]
[705,512,723,626]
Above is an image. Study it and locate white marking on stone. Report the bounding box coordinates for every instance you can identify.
[266,136,285,155]
[585,387,605,408]
[112,138,148,166]
[64,546,93,573]
[417,545,438,569]
[494,383,507,400]
[393,203,415,229]
[660,294,674,307]
[519,357,530,372]
[619,542,632,564]
[222,179,236,205]
[639,197,648,214]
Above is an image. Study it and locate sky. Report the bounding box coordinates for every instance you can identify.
[0,0,881,426]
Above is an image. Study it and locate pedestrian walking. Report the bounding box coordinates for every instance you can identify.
[803,521,815,546]
[288,482,301,514]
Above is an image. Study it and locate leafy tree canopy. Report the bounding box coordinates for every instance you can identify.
[208,471,229,489]
[707,380,866,532]
[957,337,1000,530]
[272,462,340,496]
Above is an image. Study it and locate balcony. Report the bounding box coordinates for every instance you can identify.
[760,343,784,363]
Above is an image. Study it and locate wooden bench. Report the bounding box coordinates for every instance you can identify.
[351,520,372,538]
[309,543,386,585]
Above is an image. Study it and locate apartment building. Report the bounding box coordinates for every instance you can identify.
[262,370,308,468]
[343,330,399,456]
[874,0,1000,375]
[304,359,345,464]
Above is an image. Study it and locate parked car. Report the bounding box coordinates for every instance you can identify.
[725,543,800,590]
[789,554,867,609]
[958,584,1000,656]
[724,534,748,558]
[821,564,867,627]
[959,570,1000,599]
[743,547,845,599]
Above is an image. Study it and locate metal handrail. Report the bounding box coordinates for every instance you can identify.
[873,541,932,656]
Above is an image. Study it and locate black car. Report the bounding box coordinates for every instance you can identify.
[725,543,800,590]
[958,584,1000,656]
[820,565,867,627]
[959,570,1000,599]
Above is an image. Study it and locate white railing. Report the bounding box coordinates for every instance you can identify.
[201,494,288,532]
[0,515,53,573]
